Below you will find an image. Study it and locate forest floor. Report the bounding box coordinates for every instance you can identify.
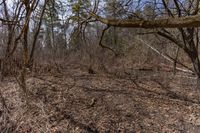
[1,62,200,132]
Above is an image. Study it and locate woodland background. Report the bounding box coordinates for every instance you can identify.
[1,0,200,132]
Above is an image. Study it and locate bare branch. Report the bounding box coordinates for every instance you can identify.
[91,12,200,28]
[99,25,117,55]
[136,36,194,73]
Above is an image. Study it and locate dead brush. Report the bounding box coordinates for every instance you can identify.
[0,91,17,132]
[0,57,22,80]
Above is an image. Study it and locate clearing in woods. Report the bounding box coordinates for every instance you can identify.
[0,62,200,132]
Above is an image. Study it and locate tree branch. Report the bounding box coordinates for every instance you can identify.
[90,12,200,28]
[99,25,117,55]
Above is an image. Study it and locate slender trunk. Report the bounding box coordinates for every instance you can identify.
[20,2,32,100]
[50,10,55,49]
[173,47,179,75]
[1,1,13,80]
[21,21,29,98]
[192,57,200,77]
[188,49,200,78]
[113,27,117,45]
[190,54,200,91]
[29,2,46,68]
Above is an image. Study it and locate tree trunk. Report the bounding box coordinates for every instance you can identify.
[189,50,200,78]
[91,13,200,28]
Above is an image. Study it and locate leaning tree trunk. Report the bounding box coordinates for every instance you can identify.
[188,50,200,98]
[190,52,200,79]
[191,55,200,77]
[19,0,32,102]
[187,48,200,89]
[185,41,200,78]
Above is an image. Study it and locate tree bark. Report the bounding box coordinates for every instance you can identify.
[91,13,200,28]
[189,50,200,78]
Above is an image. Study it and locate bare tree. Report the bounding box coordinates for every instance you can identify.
[0,0,47,101]
[89,0,200,78]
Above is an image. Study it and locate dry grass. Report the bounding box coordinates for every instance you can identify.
[1,62,200,132]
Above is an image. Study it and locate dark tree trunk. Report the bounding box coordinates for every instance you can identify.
[188,49,200,78]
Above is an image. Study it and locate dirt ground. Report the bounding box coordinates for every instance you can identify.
[1,63,200,133]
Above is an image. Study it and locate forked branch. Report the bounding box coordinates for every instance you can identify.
[99,25,117,55]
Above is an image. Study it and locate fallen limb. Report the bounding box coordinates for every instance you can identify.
[135,36,194,74]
